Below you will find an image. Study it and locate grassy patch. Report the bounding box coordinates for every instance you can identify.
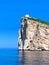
[28,17,49,25]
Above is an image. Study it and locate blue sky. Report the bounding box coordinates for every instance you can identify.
[0,0,49,48]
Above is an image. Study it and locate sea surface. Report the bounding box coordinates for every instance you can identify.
[0,49,49,65]
[0,48,18,65]
[19,50,49,65]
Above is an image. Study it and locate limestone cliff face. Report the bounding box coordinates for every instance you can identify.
[18,15,49,50]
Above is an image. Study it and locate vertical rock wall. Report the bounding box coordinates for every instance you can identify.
[18,16,49,50]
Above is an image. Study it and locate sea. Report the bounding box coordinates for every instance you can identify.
[0,48,49,65]
[19,51,49,65]
[0,48,18,65]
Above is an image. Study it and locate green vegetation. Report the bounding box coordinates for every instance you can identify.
[28,17,49,25]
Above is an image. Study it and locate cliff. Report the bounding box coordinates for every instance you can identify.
[18,15,49,50]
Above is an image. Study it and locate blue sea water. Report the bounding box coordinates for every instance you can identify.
[0,48,19,65]
[1,49,49,65]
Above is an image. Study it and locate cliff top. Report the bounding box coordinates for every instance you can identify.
[22,14,49,25]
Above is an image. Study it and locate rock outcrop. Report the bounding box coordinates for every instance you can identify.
[18,15,49,50]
